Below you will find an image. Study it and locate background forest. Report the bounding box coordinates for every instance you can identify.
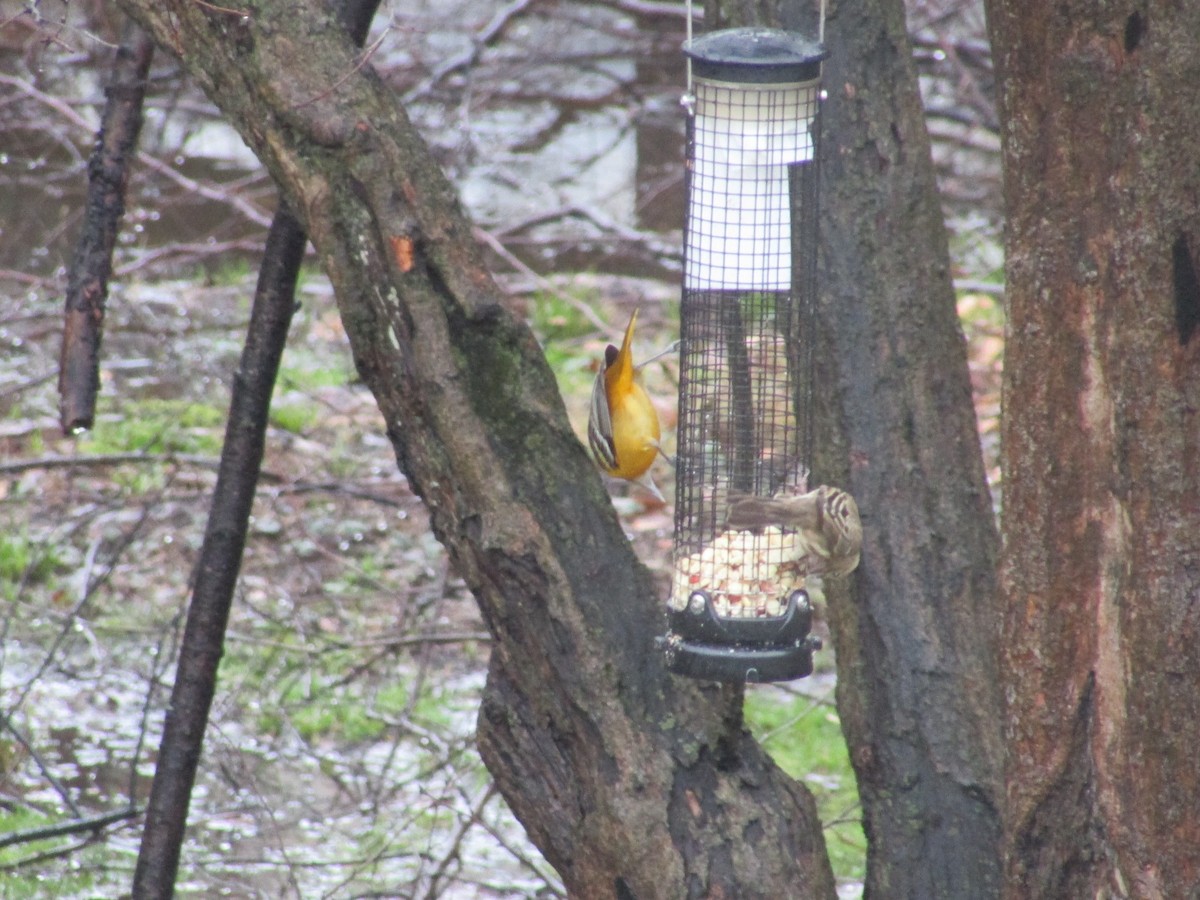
[5,0,1000,896]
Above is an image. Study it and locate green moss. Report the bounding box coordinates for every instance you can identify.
[199,255,254,288]
[531,290,609,400]
[277,358,355,391]
[291,690,384,743]
[452,314,545,451]
[739,290,783,326]
[0,531,64,600]
[270,400,319,434]
[26,428,45,456]
[242,635,469,747]
[82,398,226,456]
[531,290,595,343]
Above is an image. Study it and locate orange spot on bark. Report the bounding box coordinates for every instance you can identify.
[390,235,415,272]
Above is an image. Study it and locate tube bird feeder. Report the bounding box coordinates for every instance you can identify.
[662,27,829,683]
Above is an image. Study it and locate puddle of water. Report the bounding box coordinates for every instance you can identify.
[0,0,690,288]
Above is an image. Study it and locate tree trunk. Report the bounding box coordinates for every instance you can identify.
[704,0,1006,888]
[115,1,837,896]
[986,1,1200,896]
[815,0,1006,895]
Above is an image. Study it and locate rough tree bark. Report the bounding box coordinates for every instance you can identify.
[114,1,836,896]
[707,0,1008,894]
[986,1,1200,896]
[816,0,1005,895]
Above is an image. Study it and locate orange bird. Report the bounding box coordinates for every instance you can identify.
[587,310,669,501]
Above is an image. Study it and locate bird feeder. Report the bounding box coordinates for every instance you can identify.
[661,27,827,683]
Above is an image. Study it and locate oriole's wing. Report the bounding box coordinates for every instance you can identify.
[588,363,618,472]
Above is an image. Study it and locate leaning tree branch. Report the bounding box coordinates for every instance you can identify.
[58,20,155,432]
[129,204,304,900]
[129,2,383,896]
[113,0,837,894]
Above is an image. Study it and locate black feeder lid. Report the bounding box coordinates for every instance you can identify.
[684,27,827,84]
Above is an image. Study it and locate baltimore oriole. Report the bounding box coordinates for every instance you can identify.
[587,309,670,501]
[725,485,863,576]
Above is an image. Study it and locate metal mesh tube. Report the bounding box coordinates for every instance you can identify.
[671,61,822,620]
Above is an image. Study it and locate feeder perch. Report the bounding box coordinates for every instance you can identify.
[662,27,828,683]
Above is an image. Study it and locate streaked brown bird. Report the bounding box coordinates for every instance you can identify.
[725,484,863,576]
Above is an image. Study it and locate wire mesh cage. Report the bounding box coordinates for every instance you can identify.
[662,28,829,683]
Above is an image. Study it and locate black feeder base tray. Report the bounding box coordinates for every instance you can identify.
[659,589,822,683]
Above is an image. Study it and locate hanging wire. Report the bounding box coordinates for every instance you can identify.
[685,0,693,94]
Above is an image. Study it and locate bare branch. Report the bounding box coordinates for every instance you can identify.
[59,22,156,432]
[0,806,141,850]
[402,0,541,104]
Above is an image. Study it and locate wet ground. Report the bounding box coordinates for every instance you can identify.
[1,0,1000,896]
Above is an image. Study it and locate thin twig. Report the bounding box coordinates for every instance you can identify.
[293,24,391,109]
[0,453,412,507]
[132,152,272,228]
[0,451,233,477]
[222,629,491,653]
[113,238,276,277]
[0,806,141,850]
[468,795,565,895]
[0,716,84,819]
[0,269,60,288]
[422,783,498,899]
[0,371,57,402]
[954,278,1005,298]
[757,689,835,746]
[403,0,540,104]
[0,74,272,228]
[129,607,186,803]
[472,226,615,337]
[191,0,252,17]
[0,836,100,872]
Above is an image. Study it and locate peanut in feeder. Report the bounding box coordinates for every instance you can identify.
[660,25,859,684]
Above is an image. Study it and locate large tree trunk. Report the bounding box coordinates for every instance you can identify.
[711,0,1006,887]
[816,0,1005,895]
[115,1,837,896]
[704,0,1005,888]
[986,1,1200,896]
